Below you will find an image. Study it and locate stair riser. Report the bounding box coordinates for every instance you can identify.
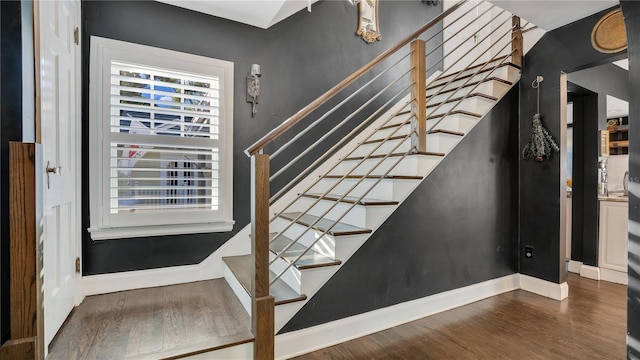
[270,258,337,297]
[426,133,462,153]
[269,254,303,294]
[352,137,412,158]
[431,65,518,91]
[374,123,411,139]
[311,177,417,202]
[426,96,495,116]
[331,156,440,177]
[374,114,477,141]
[427,115,480,134]
[272,217,368,260]
[223,264,252,315]
[429,80,510,103]
[355,133,459,155]
[291,196,390,229]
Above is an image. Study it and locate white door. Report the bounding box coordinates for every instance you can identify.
[37,0,81,348]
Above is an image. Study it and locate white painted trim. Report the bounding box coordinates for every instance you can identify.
[600,268,628,285]
[518,274,569,301]
[568,261,627,284]
[83,224,251,296]
[88,221,235,240]
[275,274,519,360]
[579,264,601,281]
[568,260,582,274]
[88,36,234,237]
[83,263,211,296]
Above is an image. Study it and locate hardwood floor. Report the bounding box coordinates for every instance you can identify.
[294,273,627,360]
[47,273,626,359]
[47,279,252,360]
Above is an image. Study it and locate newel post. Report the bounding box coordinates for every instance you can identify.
[251,154,274,360]
[512,16,523,68]
[410,39,427,152]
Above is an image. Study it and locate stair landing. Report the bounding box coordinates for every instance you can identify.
[47,279,252,360]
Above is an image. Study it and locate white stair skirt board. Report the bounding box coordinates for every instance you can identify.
[82,225,252,296]
[600,268,628,285]
[568,260,583,274]
[579,264,601,281]
[518,274,569,301]
[275,274,520,360]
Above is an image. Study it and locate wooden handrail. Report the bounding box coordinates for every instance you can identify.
[244,0,468,156]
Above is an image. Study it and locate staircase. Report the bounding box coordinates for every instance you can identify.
[223,0,534,357]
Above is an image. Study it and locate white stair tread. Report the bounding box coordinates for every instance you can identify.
[223,255,306,305]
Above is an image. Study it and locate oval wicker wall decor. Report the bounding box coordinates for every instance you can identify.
[591,9,627,53]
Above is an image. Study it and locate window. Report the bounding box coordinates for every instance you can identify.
[88,37,234,239]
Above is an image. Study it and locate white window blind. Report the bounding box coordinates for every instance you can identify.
[89,37,234,239]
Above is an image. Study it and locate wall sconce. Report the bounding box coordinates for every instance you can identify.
[247,64,261,117]
[347,0,361,5]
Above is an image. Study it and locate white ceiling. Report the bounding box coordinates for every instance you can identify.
[613,59,629,70]
[488,0,619,31]
[156,0,620,31]
[156,0,320,29]
[607,94,628,118]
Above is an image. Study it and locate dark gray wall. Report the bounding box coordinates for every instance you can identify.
[518,6,625,284]
[81,0,444,275]
[566,89,598,267]
[620,2,640,357]
[568,63,629,131]
[1,1,24,345]
[281,86,519,333]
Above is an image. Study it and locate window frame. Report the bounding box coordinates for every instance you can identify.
[88,36,234,240]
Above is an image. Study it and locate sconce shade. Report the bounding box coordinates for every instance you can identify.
[250,63,262,77]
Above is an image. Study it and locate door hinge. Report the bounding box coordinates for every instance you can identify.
[75,257,81,274]
[73,27,79,45]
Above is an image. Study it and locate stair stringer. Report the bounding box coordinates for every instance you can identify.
[224,70,521,332]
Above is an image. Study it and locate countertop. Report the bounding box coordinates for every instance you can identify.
[599,191,629,203]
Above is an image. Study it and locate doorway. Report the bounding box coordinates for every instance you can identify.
[562,58,630,282]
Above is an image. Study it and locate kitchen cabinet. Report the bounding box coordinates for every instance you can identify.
[598,200,628,273]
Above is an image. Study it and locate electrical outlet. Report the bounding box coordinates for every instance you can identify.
[524,246,534,259]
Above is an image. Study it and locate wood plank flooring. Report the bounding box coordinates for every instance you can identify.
[294,273,627,360]
[47,279,252,360]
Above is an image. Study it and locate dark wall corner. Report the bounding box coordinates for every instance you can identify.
[518,6,625,284]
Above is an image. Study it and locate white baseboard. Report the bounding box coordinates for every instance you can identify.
[579,264,601,280]
[274,274,519,360]
[568,260,582,274]
[566,261,627,285]
[600,268,628,285]
[518,274,569,301]
[83,224,251,296]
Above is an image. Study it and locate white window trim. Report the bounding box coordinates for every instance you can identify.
[88,36,234,240]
